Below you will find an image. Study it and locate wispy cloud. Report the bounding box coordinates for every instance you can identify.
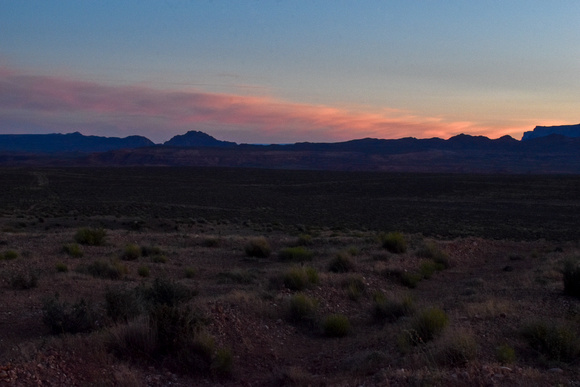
[0,67,528,143]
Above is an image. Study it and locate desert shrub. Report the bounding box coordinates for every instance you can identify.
[417,242,450,269]
[138,265,150,277]
[323,314,350,337]
[107,317,157,361]
[419,260,437,279]
[184,267,197,279]
[296,234,313,246]
[373,292,414,322]
[328,251,356,273]
[74,227,106,246]
[140,277,194,307]
[171,333,216,374]
[121,244,141,261]
[150,304,203,354]
[202,237,221,247]
[109,304,215,374]
[344,275,366,301]
[80,260,127,280]
[521,320,580,362]
[496,344,516,364]
[283,266,319,291]
[2,250,18,260]
[62,243,83,258]
[10,270,38,290]
[105,287,145,323]
[435,332,478,366]
[563,258,580,298]
[380,232,407,254]
[141,245,163,257]
[211,347,234,376]
[305,266,320,285]
[407,307,449,344]
[400,271,422,288]
[152,255,168,263]
[42,295,98,334]
[346,246,360,256]
[244,237,271,258]
[217,269,256,284]
[287,293,318,323]
[283,267,308,291]
[55,262,68,273]
[279,246,313,262]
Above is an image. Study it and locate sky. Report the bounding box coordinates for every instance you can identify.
[1,1,579,144]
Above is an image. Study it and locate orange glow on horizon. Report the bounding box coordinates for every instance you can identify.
[0,66,564,143]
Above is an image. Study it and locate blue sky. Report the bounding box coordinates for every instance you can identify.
[1,1,579,143]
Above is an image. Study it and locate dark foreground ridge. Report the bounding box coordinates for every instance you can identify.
[2,124,580,173]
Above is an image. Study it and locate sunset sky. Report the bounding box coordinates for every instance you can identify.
[1,1,579,144]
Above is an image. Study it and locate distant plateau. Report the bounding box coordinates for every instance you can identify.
[1,124,580,173]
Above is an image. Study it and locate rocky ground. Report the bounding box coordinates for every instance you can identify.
[0,217,579,386]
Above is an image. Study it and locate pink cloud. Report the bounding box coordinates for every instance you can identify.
[0,66,531,143]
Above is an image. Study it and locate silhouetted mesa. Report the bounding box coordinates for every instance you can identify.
[163,131,237,148]
[0,132,154,153]
[522,123,580,140]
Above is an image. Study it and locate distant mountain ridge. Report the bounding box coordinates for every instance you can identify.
[0,132,154,153]
[2,125,580,173]
[522,123,580,140]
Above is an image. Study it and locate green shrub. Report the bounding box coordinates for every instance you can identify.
[217,269,256,284]
[80,260,128,280]
[202,237,221,248]
[107,317,157,361]
[328,251,356,273]
[419,260,437,279]
[74,227,106,246]
[417,242,450,269]
[141,245,163,257]
[283,267,309,291]
[283,266,319,291]
[152,254,168,263]
[373,292,414,322]
[563,259,580,298]
[436,332,478,366]
[2,250,18,260]
[138,266,150,277]
[400,271,422,288]
[305,266,320,285]
[105,287,145,323]
[62,243,83,258]
[141,277,194,307]
[279,246,313,262]
[346,246,360,256]
[55,262,68,273]
[107,307,211,375]
[287,293,318,323]
[211,347,234,376]
[408,307,449,344]
[173,333,215,374]
[184,267,197,279]
[10,270,38,290]
[122,244,141,261]
[42,295,98,334]
[496,344,516,364]
[323,314,351,337]
[244,237,271,258]
[344,276,366,301]
[521,320,580,362]
[296,234,313,246]
[380,232,407,254]
[150,304,203,354]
